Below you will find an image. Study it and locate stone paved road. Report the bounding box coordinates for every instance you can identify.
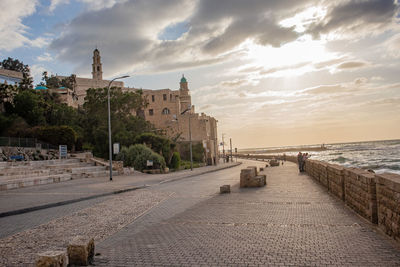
[95,160,400,266]
[0,162,238,238]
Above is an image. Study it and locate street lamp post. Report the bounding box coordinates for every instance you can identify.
[107,75,129,181]
[181,105,193,171]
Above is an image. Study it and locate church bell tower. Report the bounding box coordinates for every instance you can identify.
[92,48,103,80]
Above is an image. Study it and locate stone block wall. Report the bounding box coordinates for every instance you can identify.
[327,164,345,200]
[376,173,400,241]
[344,168,377,224]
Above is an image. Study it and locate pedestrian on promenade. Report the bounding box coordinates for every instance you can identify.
[301,153,309,172]
[297,152,303,172]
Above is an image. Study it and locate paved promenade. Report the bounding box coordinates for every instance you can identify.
[95,160,400,266]
[0,161,240,216]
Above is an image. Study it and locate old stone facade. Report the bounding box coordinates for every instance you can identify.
[57,49,123,106]
[139,77,218,165]
[0,68,23,85]
[58,49,219,165]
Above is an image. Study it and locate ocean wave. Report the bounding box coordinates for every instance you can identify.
[375,169,400,175]
[332,156,348,163]
[329,152,343,156]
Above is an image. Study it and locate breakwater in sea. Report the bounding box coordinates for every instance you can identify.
[239,139,400,175]
[237,154,400,245]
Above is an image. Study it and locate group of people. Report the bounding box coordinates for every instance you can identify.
[297,152,309,172]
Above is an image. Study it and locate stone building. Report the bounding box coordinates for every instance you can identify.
[0,68,23,85]
[57,49,219,165]
[57,49,123,106]
[140,76,219,165]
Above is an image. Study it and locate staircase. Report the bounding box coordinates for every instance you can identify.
[0,158,118,191]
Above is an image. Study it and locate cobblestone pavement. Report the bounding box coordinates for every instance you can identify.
[95,160,400,266]
[0,190,169,266]
[0,162,239,239]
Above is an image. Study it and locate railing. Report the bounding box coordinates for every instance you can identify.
[0,137,58,150]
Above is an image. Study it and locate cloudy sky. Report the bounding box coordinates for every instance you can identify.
[1,0,399,148]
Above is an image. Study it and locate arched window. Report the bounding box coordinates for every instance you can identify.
[162,108,170,115]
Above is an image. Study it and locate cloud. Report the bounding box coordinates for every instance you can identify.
[384,32,400,58]
[49,0,69,12]
[0,0,38,51]
[78,0,129,11]
[336,60,369,70]
[307,0,399,39]
[49,0,319,76]
[302,84,347,94]
[30,64,47,84]
[36,52,53,62]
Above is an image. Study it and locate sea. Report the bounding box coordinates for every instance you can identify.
[241,139,400,175]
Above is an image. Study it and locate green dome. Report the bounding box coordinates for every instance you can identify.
[35,85,48,90]
[180,75,187,83]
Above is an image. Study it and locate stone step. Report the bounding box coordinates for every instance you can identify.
[0,163,92,178]
[0,159,81,169]
[0,173,72,190]
[0,170,119,191]
[44,162,92,170]
[70,166,106,174]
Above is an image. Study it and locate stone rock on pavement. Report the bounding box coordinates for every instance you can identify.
[36,251,68,267]
[220,185,231,194]
[67,236,94,266]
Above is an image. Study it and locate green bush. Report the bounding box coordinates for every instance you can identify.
[116,144,166,172]
[32,125,77,150]
[169,152,181,170]
[178,142,205,163]
[180,160,202,170]
[134,133,173,165]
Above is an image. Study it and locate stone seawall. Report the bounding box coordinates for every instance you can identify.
[237,153,400,244]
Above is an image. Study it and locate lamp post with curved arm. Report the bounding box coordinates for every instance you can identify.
[181,105,193,171]
[107,75,129,181]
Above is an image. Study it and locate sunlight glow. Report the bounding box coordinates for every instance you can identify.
[279,6,327,33]
[242,35,337,78]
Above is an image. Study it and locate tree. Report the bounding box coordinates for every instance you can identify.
[82,87,152,158]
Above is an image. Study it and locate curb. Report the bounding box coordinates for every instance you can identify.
[0,162,242,218]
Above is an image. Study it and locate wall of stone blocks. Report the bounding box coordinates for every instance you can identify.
[376,173,400,242]
[344,168,377,224]
[327,164,345,201]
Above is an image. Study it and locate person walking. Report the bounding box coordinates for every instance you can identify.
[297,152,303,172]
[301,153,309,172]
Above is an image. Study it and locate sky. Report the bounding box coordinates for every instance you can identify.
[1,0,399,149]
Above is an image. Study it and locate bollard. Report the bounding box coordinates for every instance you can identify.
[67,236,95,266]
[220,185,231,193]
[36,251,68,267]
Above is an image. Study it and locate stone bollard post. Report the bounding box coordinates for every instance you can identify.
[220,185,231,193]
[67,236,95,266]
[36,251,68,267]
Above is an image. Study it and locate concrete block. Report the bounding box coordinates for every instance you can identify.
[220,185,230,193]
[67,236,94,266]
[36,251,68,267]
[247,166,258,176]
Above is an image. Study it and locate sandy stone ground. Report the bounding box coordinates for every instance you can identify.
[0,189,169,266]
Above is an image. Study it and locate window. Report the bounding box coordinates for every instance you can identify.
[162,108,170,115]
[163,94,167,101]
[149,109,154,116]
[97,66,100,71]
[151,95,155,102]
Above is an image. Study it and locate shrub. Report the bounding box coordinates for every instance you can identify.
[116,144,166,172]
[32,125,77,150]
[134,133,174,165]
[169,152,181,170]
